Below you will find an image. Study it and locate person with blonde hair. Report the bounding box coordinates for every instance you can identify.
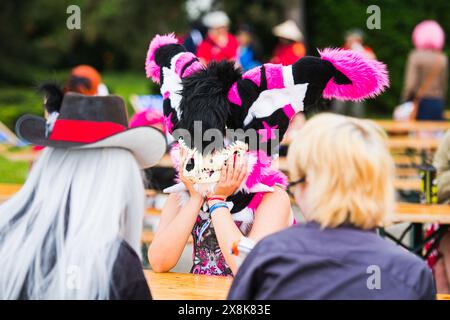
[228,113,436,300]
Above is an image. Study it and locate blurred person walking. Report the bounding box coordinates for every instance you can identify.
[270,20,306,66]
[65,65,109,96]
[237,24,262,72]
[332,29,376,118]
[183,20,207,54]
[402,20,447,121]
[196,11,238,64]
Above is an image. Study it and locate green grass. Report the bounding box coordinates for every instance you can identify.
[0,155,29,184]
[0,70,154,131]
[0,69,157,184]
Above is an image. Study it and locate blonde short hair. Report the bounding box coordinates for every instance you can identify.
[287,113,395,229]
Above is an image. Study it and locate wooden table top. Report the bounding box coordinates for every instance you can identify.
[392,202,450,224]
[374,120,450,133]
[144,270,232,300]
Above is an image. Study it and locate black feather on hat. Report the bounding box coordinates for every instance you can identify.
[38,83,64,114]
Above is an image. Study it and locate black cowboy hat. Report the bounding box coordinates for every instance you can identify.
[15,92,167,169]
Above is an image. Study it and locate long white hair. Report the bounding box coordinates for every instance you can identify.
[0,147,146,299]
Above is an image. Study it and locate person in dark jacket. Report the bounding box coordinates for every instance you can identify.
[228,113,436,300]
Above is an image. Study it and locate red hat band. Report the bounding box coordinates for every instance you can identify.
[49,119,127,144]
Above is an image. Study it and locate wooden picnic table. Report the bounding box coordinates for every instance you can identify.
[144,270,232,300]
[382,202,450,261]
[374,120,450,134]
[391,202,450,224]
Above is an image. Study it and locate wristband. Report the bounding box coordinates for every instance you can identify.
[209,201,229,216]
[207,196,226,202]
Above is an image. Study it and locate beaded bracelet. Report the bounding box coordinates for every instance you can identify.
[209,201,229,216]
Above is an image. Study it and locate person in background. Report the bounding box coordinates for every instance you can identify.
[332,29,375,117]
[129,109,175,191]
[0,88,166,299]
[228,113,436,300]
[196,11,239,64]
[183,20,207,54]
[426,130,450,293]
[402,20,447,121]
[343,29,376,59]
[237,24,262,72]
[270,20,306,66]
[65,65,109,96]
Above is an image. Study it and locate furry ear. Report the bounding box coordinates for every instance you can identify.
[38,83,64,113]
[178,60,242,153]
[145,33,179,83]
[205,60,242,93]
[319,48,389,101]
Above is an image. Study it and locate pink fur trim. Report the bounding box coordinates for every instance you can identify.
[264,63,284,89]
[319,48,389,101]
[413,20,445,50]
[169,143,181,171]
[247,193,264,210]
[227,83,242,106]
[174,52,197,77]
[145,33,178,83]
[245,150,288,190]
[242,67,261,87]
[283,104,295,120]
[182,61,204,77]
[246,152,288,211]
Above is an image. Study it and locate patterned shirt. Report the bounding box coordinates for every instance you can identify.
[190,198,255,276]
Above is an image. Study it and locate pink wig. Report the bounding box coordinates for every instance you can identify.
[145,33,178,83]
[412,20,445,51]
[129,109,165,132]
[319,48,389,101]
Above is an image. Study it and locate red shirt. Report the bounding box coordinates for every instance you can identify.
[196,34,239,64]
[270,42,306,66]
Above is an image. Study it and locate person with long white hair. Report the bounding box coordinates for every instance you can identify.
[0,87,166,299]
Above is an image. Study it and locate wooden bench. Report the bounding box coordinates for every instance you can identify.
[374,120,450,134]
[387,137,440,151]
[395,167,419,178]
[392,154,422,166]
[394,179,421,192]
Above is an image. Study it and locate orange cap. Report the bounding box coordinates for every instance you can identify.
[67,65,101,95]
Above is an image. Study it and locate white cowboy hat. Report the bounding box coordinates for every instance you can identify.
[202,11,230,29]
[273,20,303,42]
[16,92,167,169]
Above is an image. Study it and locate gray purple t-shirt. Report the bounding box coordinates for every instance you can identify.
[228,222,436,300]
